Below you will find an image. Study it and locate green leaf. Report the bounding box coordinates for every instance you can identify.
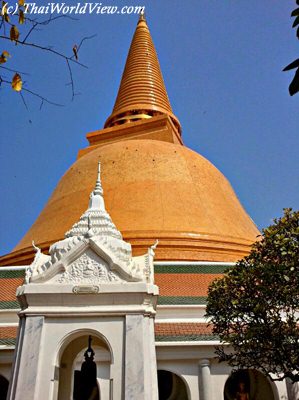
[206,209,299,383]
[292,15,299,28]
[291,8,299,17]
[283,59,299,71]
[289,68,299,96]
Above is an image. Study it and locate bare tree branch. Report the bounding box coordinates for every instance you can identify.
[0,35,88,68]
[71,34,97,58]
[22,86,64,107]
[23,15,78,43]
[0,9,94,110]
[0,65,30,75]
[1,78,64,107]
[66,58,75,100]
[19,90,28,110]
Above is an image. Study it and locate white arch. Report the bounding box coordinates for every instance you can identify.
[157,368,191,400]
[54,328,113,400]
[224,369,278,400]
[55,327,114,366]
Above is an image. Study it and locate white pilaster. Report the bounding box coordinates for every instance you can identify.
[8,316,44,400]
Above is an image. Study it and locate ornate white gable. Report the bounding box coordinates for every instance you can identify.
[56,248,122,284]
[25,162,157,285]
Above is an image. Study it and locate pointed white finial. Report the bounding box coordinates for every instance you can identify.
[93,160,103,196]
[87,160,105,210]
[65,162,122,239]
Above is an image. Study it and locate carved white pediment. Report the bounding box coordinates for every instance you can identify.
[28,238,150,284]
[54,248,122,284]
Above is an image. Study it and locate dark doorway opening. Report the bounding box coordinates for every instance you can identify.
[224,369,275,400]
[158,370,188,400]
[0,375,9,400]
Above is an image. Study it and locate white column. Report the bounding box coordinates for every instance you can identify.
[199,359,213,400]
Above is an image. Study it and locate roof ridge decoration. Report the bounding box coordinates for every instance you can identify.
[104,14,181,134]
[25,162,158,286]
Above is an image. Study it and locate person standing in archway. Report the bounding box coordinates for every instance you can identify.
[234,381,249,400]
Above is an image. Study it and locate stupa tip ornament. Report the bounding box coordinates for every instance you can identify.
[24,164,158,285]
[104,12,181,133]
[138,8,146,22]
[91,161,103,197]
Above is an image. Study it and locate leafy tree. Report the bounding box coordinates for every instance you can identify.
[0,1,94,107]
[283,0,299,96]
[206,209,299,383]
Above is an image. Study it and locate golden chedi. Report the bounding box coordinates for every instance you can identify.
[0,15,259,266]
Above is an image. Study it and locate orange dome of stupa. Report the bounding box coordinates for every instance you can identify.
[0,14,259,266]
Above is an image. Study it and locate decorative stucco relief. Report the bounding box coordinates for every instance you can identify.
[56,249,122,284]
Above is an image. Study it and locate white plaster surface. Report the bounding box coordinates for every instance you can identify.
[10,316,44,400]
[125,315,145,398]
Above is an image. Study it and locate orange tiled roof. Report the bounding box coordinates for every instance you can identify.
[0,269,24,309]
[0,278,24,302]
[155,273,223,297]
[155,322,212,335]
[154,264,226,304]
[0,265,227,308]
[0,326,18,346]
[0,326,18,339]
[155,322,216,341]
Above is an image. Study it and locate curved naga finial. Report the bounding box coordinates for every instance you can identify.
[24,241,40,283]
[24,240,51,283]
[151,239,159,250]
[149,239,159,257]
[32,240,41,254]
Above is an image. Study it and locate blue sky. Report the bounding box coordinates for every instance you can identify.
[0,0,298,255]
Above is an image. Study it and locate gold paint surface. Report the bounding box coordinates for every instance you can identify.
[3,140,259,265]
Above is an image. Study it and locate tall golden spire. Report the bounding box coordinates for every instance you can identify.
[104,13,181,134]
